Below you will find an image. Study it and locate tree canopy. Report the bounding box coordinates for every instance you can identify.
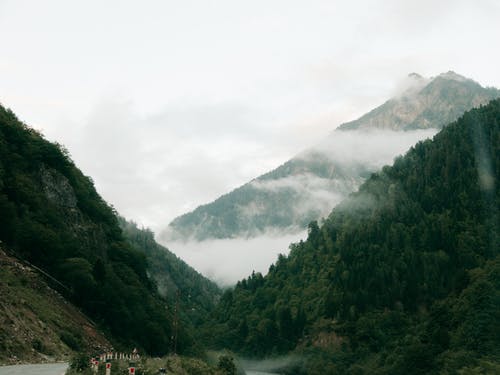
[203,99,500,373]
[0,104,194,355]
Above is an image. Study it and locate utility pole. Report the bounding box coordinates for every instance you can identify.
[171,289,180,354]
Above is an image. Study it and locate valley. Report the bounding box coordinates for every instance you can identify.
[0,74,499,374]
[1,1,499,373]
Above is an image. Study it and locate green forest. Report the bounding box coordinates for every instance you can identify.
[1,96,499,374]
[0,104,219,356]
[119,218,221,329]
[203,100,500,373]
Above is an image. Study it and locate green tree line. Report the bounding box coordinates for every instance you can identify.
[203,100,500,373]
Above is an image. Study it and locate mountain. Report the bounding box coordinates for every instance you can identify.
[164,151,368,241]
[0,103,217,356]
[338,71,500,131]
[162,72,500,242]
[203,99,500,373]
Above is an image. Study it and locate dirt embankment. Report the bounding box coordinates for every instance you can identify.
[0,247,111,365]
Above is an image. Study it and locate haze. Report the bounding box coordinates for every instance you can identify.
[1,0,499,282]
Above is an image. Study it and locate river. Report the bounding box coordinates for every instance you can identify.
[0,363,68,375]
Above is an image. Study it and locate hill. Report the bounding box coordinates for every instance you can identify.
[203,99,500,373]
[163,72,500,242]
[0,103,215,356]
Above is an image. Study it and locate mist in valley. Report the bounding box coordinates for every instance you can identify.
[161,232,306,287]
[160,128,438,285]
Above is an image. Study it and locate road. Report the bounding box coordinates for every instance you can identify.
[0,362,279,375]
[0,363,68,375]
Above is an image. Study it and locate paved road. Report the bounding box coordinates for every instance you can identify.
[0,363,68,375]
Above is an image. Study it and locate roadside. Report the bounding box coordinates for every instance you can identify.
[0,248,110,365]
[0,363,68,375]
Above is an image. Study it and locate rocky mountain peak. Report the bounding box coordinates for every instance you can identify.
[337,71,500,131]
[437,70,469,82]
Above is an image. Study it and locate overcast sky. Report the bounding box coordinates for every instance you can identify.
[1,0,499,233]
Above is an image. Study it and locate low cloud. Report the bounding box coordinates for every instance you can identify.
[243,128,438,232]
[250,173,352,221]
[60,98,300,232]
[160,232,306,287]
[239,354,302,373]
[313,128,438,168]
[159,128,439,287]
[391,73,430,98]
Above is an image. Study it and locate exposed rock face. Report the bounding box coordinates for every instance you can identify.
[162,72,500,242]
[38,164,109,257]
[337,71,500,131]
[40,165,77,208]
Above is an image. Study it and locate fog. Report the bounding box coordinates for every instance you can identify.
[2,1,498,235]
[314,128,438,167]
[161,232,307,287]
[245,128,438,227]
[240,354,301,374]
[250,173,348,222]
[160,128,438,285]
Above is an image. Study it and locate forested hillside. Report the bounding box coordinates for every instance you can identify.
[0,104,196,355]
[119,218,221,327]
[165,152,367,240]
[164,72,500,242]
[204,100,500,374]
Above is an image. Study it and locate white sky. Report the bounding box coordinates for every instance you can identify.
[1,0,499,233]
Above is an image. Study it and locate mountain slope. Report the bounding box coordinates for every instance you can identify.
[0,247,111,364]
[163,72,500,242]
[119,218,221,327]
[165,151,367,240]
[204,99,500,373]
[0,103,204,355]
[338,71,500,130]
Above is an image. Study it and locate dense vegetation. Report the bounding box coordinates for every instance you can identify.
[204,100,500,373]
[119,218,221,327]
[165,72,500,242]
[2,80,499,372]
[167,152,366,240]
[0,104,195,355]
